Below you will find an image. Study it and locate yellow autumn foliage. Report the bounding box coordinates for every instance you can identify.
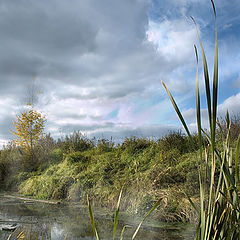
[12,109,46,152]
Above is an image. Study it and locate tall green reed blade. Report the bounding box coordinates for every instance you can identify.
[198,174,206,240]
[113,189,123,240]
[194,45,202,159]
[87,195,100,240]
[49,224,51,240]
[119,226,126,240]
[131,198,161,240]
[162,76,199,214]
[161,81,194,145]
[211,0,218,150]
[235,135,240,187]
[163,0,240,238]
[64,232,68,240]
[190,16,212,139]
[194,45,206,239]
[201,2,218,238]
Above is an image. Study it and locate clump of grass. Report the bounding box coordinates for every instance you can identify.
[162,0,240,239]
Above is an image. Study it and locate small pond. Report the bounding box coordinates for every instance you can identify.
[0,194,195,240]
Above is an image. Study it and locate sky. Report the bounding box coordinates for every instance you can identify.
[0,0,239,146]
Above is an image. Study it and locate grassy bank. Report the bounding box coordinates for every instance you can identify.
[1,126,239,223]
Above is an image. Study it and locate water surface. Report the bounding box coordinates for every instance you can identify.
[0,194,195,240]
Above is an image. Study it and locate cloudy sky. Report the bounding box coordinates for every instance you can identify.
[0,0,239,146]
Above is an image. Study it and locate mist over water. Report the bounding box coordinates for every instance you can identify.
[0,195,195,240]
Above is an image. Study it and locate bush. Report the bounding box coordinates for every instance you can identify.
[50,148,63,163]
[216,114,240,142]
[96,139,114,154]
[58,131,94,153]
[158,131,196,154]
[65,151,90,164]
[120,137,152,155]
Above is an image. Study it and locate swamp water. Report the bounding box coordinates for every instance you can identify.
[0,195,195,240]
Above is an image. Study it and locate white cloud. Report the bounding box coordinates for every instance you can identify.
[0,98,17,117]
[147,19,197,63]
[180,92,240,133]
[218,93,240,116]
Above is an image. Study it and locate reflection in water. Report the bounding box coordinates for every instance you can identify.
[0,195,195,240]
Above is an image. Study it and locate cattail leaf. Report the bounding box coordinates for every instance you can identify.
[132,198,161,240]
[87,195,100,240]
[235,135,240,185]
[120,226,126,240]
[195,45,203,161]
[162,81,194,145]
[199,172,206,238]
[210,0,216,18]
[191,16,212,138]
[113,189,123,240]
[64,233,68,240]
[211,6,218,149]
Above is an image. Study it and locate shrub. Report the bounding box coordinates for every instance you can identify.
[65,151,90,164]
[96,139,114,154]
[158,131,197,154]
[50,148,63,163]
[120,137,152,155]
[58,131,94,153]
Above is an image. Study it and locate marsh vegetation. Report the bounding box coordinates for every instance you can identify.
[0,0,239,239]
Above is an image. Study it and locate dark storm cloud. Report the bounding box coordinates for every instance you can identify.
[0,0,98,95]
[0,1,97,56]
[0,0,183,101]
[0,116,14,139]
[0,0,238,145]
[0,0,158,98]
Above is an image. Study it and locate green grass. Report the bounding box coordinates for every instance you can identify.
[16,137,199,222]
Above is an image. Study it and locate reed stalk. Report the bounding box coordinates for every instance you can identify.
[162,0,240,239]
[87,192,161,240]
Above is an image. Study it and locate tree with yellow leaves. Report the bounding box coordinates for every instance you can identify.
[12,109,46,167]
